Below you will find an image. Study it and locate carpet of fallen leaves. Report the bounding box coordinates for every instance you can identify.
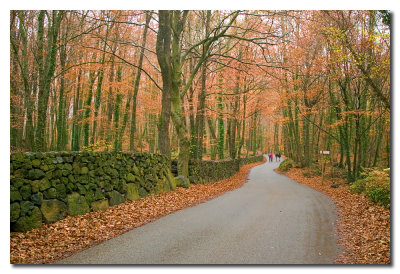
[10,159,265,264]
[281,167,390,264]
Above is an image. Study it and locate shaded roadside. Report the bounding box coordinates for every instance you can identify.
[280,167,390,264]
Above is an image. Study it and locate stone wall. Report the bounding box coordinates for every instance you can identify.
[10,152,263,232]
[10,151,176,232]
[172,155,264,184]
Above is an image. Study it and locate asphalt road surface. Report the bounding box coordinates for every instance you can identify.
[57,156,340,264]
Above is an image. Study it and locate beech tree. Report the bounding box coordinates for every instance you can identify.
[10,10,390,180]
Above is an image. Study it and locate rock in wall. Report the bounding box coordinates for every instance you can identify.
[10,152,263,232]
[173,155,264,184]
[10,151,175,232]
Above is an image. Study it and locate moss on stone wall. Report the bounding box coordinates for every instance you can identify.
[10,151,174,232]
[173,155,264,184]
[10,152,262,232]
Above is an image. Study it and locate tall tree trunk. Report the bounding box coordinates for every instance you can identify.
[238,93,247,158]
[156,10,172,158]
[188,80,197,158]
[195,10,211,160]
[274,123,279,153]
[11,11,36,151]
[302,112,311,166]
[252,110,258,156]
[72,69,83,151]
[83,51,98,148]
[56,40,67,150]
[373,117,384,166]
[217,74,225,160]
[386,125,390,167]
[170,11,190,177]
[129,12,151,151]
[207,117,218,160]
[35,10,63,151]
[91,25,110,146]
[105,56,115,145]
[113,66,123,151]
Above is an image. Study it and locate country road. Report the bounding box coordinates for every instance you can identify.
[57,156,340,264]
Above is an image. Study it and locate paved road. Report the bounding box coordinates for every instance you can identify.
[57,156,340,264]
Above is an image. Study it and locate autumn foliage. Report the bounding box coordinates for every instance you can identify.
[10,10,391,264]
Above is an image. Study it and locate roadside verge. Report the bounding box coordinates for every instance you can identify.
[11,158,265,264]
[277,167,390,264]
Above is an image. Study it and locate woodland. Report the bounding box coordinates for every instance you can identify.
[10,10,390,181]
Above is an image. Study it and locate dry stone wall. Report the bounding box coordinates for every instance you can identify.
[10,151,175,232]
[10,152,263,232]
[172,155,264,184]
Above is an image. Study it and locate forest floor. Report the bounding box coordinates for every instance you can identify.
[280,167,391,264]
[10,159,265,264]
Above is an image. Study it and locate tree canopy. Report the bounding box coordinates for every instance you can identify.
[10,10,390,181]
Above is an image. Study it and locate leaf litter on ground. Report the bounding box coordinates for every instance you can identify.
[10,159,265,264]
[280,167,390,264]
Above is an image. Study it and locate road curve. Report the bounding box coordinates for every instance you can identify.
[57,156,340,264]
